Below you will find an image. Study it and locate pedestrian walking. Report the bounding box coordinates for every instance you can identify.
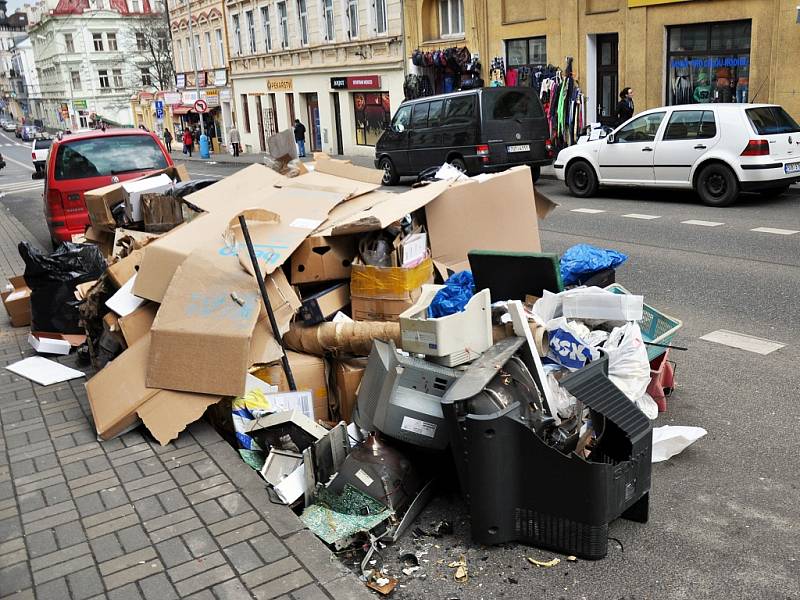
[163,128,173,153]
[615,87,634,126]
[182,127,193,157]
[294,119,307,157]
[229,124,241,157]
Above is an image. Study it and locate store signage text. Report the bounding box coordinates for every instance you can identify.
[331,75,382,90]
[670,56,748,69]
[73,99,87,110]
[176,73,186,88]
[267,78,293,91]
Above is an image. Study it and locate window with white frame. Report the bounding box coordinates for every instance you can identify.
[297,0,308,46]
[261,6,272,52]
[70,70,81,91]
[322,0,334,41]
[176,39,184,71]
[141,67,152,86]
[277,2,288,48]
[372,0,387,35]
[232,14,242,55]
[215,28,225,63]
[246,10,256,53]
[92,32,103,51]
[136,31,146,51]
[112,68,123,87]
[184,37,192,68]
[439,0,463,37]
[64,33,75,53]
[194,34,202,68]
[98,69,109,88]
[346,0,358,38]
[107,32,118,51]
[204,31,213,66]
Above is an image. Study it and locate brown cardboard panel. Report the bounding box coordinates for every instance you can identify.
[332,358,367,423]
[137,390,221,446]
[134,166,345,303]
[148,250,261,397]
[118,303,158,346]
[2,275,31,327]
[106,249,145,288]
[252,351,330,421]
[298,283,350,325]
[283,169,380,201]
[290,236,356,285]
[249,320,284,365]
[186,164,286,212]
[312,157,384,185]
[351,292,423,323]
[83,227,115,259]
[426,167,544,270]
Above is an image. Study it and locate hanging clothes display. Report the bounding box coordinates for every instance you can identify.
[489,57,506,87]
[405,46,481,98]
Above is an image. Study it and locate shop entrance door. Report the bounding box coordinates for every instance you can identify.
[255,95,266,152]
[596,33,619,128]
[305,93,321,152]
[286,93,296,127]
[332,93,344,155]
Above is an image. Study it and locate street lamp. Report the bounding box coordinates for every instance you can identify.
[184,0,208,157]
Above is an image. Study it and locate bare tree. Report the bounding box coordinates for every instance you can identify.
[130,14,174,91]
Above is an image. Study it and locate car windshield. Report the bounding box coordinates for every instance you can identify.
[54,134,168,181]
[746,107,800,135]
[34,139,52,150]
[484,90,543,120]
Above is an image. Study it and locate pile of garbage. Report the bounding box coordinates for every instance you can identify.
[2,135,706,591]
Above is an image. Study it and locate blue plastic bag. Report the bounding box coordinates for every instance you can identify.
[428,271,474,318]
[560,244,628,286]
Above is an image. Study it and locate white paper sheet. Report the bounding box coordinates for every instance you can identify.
[6,356,85,386]
[274,463,306,504]
[105,275,145,317]
[652,425,707,463]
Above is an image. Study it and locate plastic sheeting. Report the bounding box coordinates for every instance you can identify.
[560,244,627,286]
[428,271,474,318]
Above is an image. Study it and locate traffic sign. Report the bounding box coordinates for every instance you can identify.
[154,100,164,119]
[193,99,208,113]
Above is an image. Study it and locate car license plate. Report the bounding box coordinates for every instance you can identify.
[507,144,531,153]
[784,162,800,174]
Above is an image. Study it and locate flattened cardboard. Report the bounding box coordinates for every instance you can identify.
[351,292,423,323]
[183,163,285,213]
[290,236,356,285]
[298,283,350,325]
[134,165,345,302]
[118,303,158,346]
[312,156,384,185]
[148,250,261,397]
[83,227,115,259]
[425,167,546,271]
[332,358,367,423]
[2,275,31,327]
[106,249,145,288]
[112,228,161,258]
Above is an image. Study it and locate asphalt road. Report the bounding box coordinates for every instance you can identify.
[2,157,799,599]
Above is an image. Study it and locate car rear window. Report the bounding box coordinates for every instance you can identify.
[746,107,800,135]
[54,134,168,181]
[484,90,544,120]
[34,139,52,150]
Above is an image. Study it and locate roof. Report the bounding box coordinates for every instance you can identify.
[59,128,156,142]
[53,0,153,15]
[647,103,778,112]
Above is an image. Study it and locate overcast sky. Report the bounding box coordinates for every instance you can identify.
[6,0,29,15]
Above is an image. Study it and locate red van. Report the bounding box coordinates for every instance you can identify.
[44,129,174,246]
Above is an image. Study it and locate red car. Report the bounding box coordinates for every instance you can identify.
[44,128,174,246]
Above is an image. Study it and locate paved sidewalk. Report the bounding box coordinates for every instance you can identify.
[0,206,370,598]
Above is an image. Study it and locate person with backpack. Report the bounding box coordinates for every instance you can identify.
[294,119,306,157]
[163,128,173,153]
[182,127,193,157]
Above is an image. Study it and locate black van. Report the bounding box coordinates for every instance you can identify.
[374,87,552,185]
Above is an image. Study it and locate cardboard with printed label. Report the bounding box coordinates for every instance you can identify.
[251,351,330,421]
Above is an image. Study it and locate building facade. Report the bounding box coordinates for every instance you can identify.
[29,0,167,130]
[9,37,43,122]
[0,0,29,119]
[168,0,232,149]
[404,0,800,126]
[227,0,404,156]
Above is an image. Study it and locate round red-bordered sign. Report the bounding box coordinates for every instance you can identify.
[193,99,208,113]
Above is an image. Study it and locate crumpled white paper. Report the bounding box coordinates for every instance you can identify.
[651,425,707,463]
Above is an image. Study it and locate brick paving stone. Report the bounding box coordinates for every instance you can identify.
[99,485,131,510]
[148,516,204,544]
[23,507,80,534]
[156,537,194,568]
[89,532,125,562]
[291,584,331,600]
[29,542,91,573]
[85,512,140,540]
[218,492,252,516]
[142,507,195,533]
[193,499,228,525]
[157,489,190,512]
[99,547,157,576]
[32,576,69,599]
[217,520,271,548]
[182,528,218,558]
[223,541,265,574]
[241,557,302,589]
[103,560,164,591]
[251,533,290,565]
[253,569,313,600]
[25,529,58,558]
[323,575,374,600]
[214,578,255,600]
[107,582,144,600]
[118,524,152,553]
[32,554,96,585]
[174,564,236,597]
[168,550,226,582]
[138,572,179,600]
[54,520,88,548]
[133,496,165,521]
[67,566,105,600]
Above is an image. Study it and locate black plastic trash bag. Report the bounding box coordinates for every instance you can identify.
[19,241,106,334]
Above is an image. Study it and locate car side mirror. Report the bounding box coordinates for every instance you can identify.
[606,133,616,144]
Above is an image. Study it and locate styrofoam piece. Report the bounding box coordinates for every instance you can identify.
[507,300,555,411]
[563,290,643,321]
[122,173,173,221]
[6,356,84,386]
[28,333,71,355]
[399,286,492,367]
[105,275,145,317]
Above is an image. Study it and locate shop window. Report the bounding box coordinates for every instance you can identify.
[278,2,289,48]
[242,93,251,133]
[373,0,387,35]
[506,36,546,68]
[667,20,751,105]
[615,112,665,143]
[323,0,334,41]
[354,92,391,146]
[663,110,716,140]
[297,0,309,46]
[439,0,463,37]
[64,33,75,53]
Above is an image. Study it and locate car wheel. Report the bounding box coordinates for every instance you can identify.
[449,157,468,174]
[759,185,790,199]
[696,163,739,207]
[566,160,598,197]
[530,165,541,183]
[379,157,399,186]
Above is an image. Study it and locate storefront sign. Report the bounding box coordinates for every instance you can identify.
[176,73,186,88]
[163,91,181,105]
[214,69,227,86]
[669,56,748,69]
[73,99,87,110]
[267,77,293,91]
[220,89,231,101]
[198,72,207,87]
[331,75,382,90]
[203,88,220,107]
[182,90,198,104]
[628,0,695,6]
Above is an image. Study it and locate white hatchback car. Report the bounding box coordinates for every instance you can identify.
[554,104,800,206]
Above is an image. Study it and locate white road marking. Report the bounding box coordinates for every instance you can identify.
[700,330,785,355]
[750,227,798,235]
[682,220,724,227]
[2,155,34,172]
[571,208,606,214]
[622,213,661,220]
[0,181,44,194]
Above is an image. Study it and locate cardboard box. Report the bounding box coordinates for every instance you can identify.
[122,174,173,222]
[106,249,145,288]
[332,358,367,423]
[118,303,158,346]
[252,351,330,421]
[83,227,115,259]
[351,292,424,323]
[290,236,356,285]
[298,283,350,325]
[141,192,184,233]
[2,276,31,327]
[28,332,71,355]
[350,259,433,301]
[85,165,189,230]
[147,250,261,397]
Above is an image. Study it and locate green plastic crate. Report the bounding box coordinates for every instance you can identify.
[605,283,683,361]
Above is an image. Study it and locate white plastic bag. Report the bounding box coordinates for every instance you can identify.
[603,322,651,402]
[545,317,600,371]
[652,426,707,462]
[635,392,659,421]
[545,372,578,423]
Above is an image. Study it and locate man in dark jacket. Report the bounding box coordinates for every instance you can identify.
[294,119,306,157]
[615,87,634,126]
